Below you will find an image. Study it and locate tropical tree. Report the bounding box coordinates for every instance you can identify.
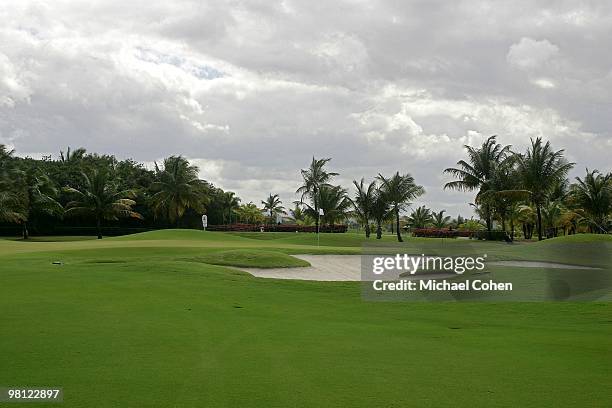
[302,185,351,226]
[549,178,570,203]
[505,202,521,240]
[296,157,338,233]
[351,178,377,238]
[459,218,486,231]
[570,170,612,233]
[515,138,574,240]
[0,191,22,224]
[517,204,536,240]
[221,191,241,224]
[64,169,142,239]
[55,147,89,188]
[235,202,265,224]
[17,167,63,239]
[288,205,312,225]
[370,188,392,239]
[485,157,521,233]
[59,147,87,164]
[261,194,285,224]
[377,172,425,242]
[407,206,433,228]
[444,135,511,238]
[0,146,23,223]
[431,209,451,228]
[558,208,582,235]
[150,156,208,227]
[541,200,564,237]
[450,214,465,229]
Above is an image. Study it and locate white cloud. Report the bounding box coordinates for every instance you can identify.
[1,0,611,217]
[531,78,556,89]
[507,37,559,70]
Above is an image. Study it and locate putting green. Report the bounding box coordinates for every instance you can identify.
[0,230,610,407]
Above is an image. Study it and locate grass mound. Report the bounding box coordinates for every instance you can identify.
[109,229,248,242]
[189,249,310,268]
[536,233,612,244]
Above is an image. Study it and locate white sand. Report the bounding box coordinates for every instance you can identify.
[238,255,454,281]
[237,255,600,282]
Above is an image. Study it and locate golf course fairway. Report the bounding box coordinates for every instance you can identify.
[1,231,610,407]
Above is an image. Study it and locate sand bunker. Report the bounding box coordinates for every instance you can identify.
[238,255,599,282]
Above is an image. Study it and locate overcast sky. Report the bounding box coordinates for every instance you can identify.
[1,1,611,217]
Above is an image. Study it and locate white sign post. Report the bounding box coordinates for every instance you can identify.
[318,208,324,247]
[201,214,208,231]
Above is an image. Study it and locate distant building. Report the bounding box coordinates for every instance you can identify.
[260,210,290,224]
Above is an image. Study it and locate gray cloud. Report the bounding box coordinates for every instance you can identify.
[1,0,611,217]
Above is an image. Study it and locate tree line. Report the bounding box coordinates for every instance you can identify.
[1,136,610,241]
[443,136,612,240]
[0,146,242,239]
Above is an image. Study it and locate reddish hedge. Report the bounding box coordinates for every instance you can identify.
[412,228,458,238]
[206,223,348,233]
[411,228,475,238]
[411,228,509,241]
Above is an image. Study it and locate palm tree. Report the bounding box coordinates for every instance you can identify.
[515,138,575,240]
[485,158,521,233]
[517,204,536,239]
[450,214,465,229]
[549,178,570,203]
[296,157,338,233]
[18,168,63,239]
[302,185,351,226]
[59,147,87,164]
[289,205,311,225]
[64,169,142,239]
[407,206,433,228]
[261,193,285,224]
[377,172,425,242]
[541,200,564,238]
[150,156,208,227]
[505,202,521,241]
[222,191,241,224]
[558,208,582,235]
[235,202,265,224]
[0,146,23,224]
[0,191,23,224]
[351,178,377,238]
[444,135,511,237]
[571,170,612,233]
[431,210,451,228]
[371,188,392,239]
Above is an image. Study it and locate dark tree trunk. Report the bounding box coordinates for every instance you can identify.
[376,222,382,239]
[485,204,492,240]
[22,222,29,240]
[365,222,371,238]
[523,223,534,239]
[96,217,102,239]
[395,206,402,242]
[510,219,515,241]
[536,205,543,241]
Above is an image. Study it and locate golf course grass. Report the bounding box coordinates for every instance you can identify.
[0,230,610,407]
[185,249,311,268]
